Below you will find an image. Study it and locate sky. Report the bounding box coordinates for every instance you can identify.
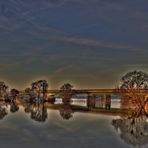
[0,0,148,89]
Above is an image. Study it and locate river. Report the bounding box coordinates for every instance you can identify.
[0,101,147,148]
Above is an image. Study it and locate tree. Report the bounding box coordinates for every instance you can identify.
[60,83,74,104]
[25,88,32,94]
[60,83,73,91]
[10,89,19,102]
[31,80,48,103]
[120,70,148,89]
[31,80,48,93]
[118,70,148,116]
[0,81,8,100]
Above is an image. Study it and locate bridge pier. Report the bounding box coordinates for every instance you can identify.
[86,94,111,110]
[87,94,96,109]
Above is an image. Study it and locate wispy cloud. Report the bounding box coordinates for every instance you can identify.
[48,35,142,51]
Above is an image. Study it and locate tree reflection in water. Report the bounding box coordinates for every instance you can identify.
[10,101,19,113]
[24,101,74,121]
[0,102,8,119]
[112,109,148,147]
[59,103,73,120]
[0,101,19,119]
[24,102,48,122]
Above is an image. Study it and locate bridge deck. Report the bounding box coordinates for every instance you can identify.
[47,89,148,95]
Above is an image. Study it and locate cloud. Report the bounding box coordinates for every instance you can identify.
[48,35,141,51]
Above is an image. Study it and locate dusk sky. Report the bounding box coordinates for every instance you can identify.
[0,0,148,89]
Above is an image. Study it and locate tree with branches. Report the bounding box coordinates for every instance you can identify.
[31,80,48,103]
[118,70,148,117]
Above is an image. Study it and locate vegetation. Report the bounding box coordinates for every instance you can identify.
[118,70,148,117]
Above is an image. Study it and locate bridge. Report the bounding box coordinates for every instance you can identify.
[47,89,148,95]
[46,89,148,110]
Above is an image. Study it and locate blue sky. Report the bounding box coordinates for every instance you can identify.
[0,0,148,89]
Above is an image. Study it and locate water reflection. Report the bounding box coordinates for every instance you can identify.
[59,103,73,120]
[113,115,148,146]
[0,100,19,119]
[112,107,148,146]
[0,93,147,147]
[10,101,19,113]
[23,101,73,122]
[0,102,8,119]
[24,102,48,122]
[112,92,148,147]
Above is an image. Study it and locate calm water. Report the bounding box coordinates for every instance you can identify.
[0,100,147,148]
